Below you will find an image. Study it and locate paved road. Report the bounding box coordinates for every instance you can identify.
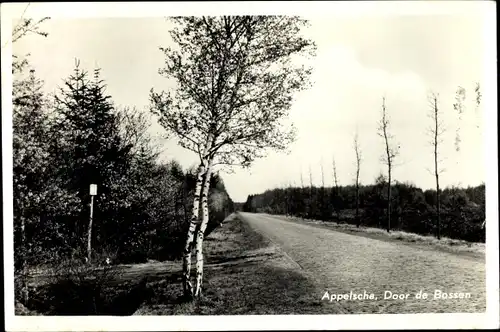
[238,212,486,314]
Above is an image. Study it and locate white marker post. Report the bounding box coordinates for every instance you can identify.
[88,184,97,264]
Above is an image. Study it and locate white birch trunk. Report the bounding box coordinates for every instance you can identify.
[194,159,213,297]
[182,162,206,297]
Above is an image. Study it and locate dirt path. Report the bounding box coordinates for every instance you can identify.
[238,212,486,313]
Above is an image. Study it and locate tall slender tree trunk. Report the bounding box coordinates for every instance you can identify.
[334,189,340,222]
[194,158,213,297]
[182,162,206,297]
[436,176,441,239]
[183,133,214,298]
[332,157,340,222]
[430,92,442,239]
[353,134,362,227]
[308,166,313,218]
[380,96,395,233]
[434,105,441,239]
[300,170,305,218]
[355,183,360,227]
[387,167,391,233]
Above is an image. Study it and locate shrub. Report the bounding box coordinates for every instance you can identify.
[25,259,120,315]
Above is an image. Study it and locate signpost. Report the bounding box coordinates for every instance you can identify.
[88,184,97,264]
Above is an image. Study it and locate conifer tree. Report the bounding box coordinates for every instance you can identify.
[53,61,131,260]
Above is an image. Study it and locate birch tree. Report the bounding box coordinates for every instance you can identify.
[150,16,315,299]
[377,97,400,232]
[353,132,362,227]
[428,92,445,239]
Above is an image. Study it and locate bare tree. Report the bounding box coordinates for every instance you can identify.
[320,158,325,188]
[332,156,339,189]
[353,131,362,227]
[309,165,314,188]
[332,155,340,221]
[453,86,467,152]
[427,92,446,239]
[299,167,305,218]
[300,168,305,188]
[377,97,400,233]
[116,106,162,158]
[286,180,293,216]
[320,158,328,220]
[308,164,314,218]
[150,16,315,298]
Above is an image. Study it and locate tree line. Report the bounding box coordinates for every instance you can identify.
[243,179,485,242]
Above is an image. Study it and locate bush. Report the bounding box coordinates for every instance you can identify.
[23,259,142,315]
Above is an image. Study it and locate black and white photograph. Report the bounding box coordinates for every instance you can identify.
[2,1,498,330]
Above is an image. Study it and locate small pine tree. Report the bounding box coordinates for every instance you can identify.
[53,61,132,258]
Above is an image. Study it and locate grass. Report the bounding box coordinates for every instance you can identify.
[267,213,485,258]
[20,213,335,315]
[134,213,334,315]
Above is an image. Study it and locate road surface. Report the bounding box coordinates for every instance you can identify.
[238,212,486,314]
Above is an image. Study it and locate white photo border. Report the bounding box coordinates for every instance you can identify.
[1,1,498,330]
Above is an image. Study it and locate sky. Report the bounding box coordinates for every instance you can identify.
[6,2,494,202]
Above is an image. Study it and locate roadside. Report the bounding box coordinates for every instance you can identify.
[265,213,485,259]
[134,213,334,314]
[18,211,485,315]
[21,212,338,315]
